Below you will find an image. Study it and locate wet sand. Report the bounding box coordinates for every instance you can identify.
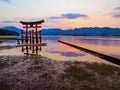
[0,54,120,90]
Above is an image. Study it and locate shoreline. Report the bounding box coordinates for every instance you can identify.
[0,36,19,45]
[0,55,120,90]
[0,36,20,43]
[0,46,18,50]
[0,35,19,39]
[0,45,20,50]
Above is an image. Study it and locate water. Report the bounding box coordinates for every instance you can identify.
[0,36,120,64]
[0,40,17,46]
[58,36,120,59]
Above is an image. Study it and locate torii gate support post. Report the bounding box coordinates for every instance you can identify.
[32,30,34,53]
[21,30,24,52]
[40,30,42,44]
[35,24,38,44]
[39,31,42,51]
[25,25,28,43]
[29,31,32,50]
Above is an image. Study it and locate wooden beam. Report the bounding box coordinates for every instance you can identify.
[19,43,46,46]
[20,20,44,25]
[23,26,41,28]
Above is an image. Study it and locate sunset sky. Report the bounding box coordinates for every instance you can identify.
[0,0,120,29]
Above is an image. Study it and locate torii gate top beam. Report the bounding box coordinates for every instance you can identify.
[20,20,44,27]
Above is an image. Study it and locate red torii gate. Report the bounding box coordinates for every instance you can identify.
[20,20,45,55]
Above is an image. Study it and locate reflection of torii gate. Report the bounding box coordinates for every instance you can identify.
[20,20,45,55]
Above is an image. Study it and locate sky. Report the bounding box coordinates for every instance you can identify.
[0,0,120,29]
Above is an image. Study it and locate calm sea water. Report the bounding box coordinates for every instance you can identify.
[42,36,120,59]
[0,36,120,64]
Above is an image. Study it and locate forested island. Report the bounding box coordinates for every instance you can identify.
[0,28,19,36]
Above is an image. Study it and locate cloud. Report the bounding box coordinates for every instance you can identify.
[2,20,16,23]
[112,7,120,18]
[49,16,62,19]
[62,13,88,19]
[112,14,120,18]
[114,7,120,10]
[49,13,88,19]
[2,0,10,3]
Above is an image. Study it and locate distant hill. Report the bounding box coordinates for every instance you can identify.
[1,26,120,36]
[42,28,63,35]
[2,26,22,34]
[0,28,19,36]
[41,27,120,36]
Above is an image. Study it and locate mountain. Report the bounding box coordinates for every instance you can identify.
[42,28,63,35]
[41,27,120,36]
[1,26,120,36]
[0,28,19,36]
[2,26,22,34]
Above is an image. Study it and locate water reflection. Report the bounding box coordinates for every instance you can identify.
[77,39,120,46]
[61,52,85,57]
[41,38,86,58]
[46,50,85,57]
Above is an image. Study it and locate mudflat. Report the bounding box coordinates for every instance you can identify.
[0,55,120,90]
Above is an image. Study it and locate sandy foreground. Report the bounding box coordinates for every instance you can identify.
[0,52,120,90]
